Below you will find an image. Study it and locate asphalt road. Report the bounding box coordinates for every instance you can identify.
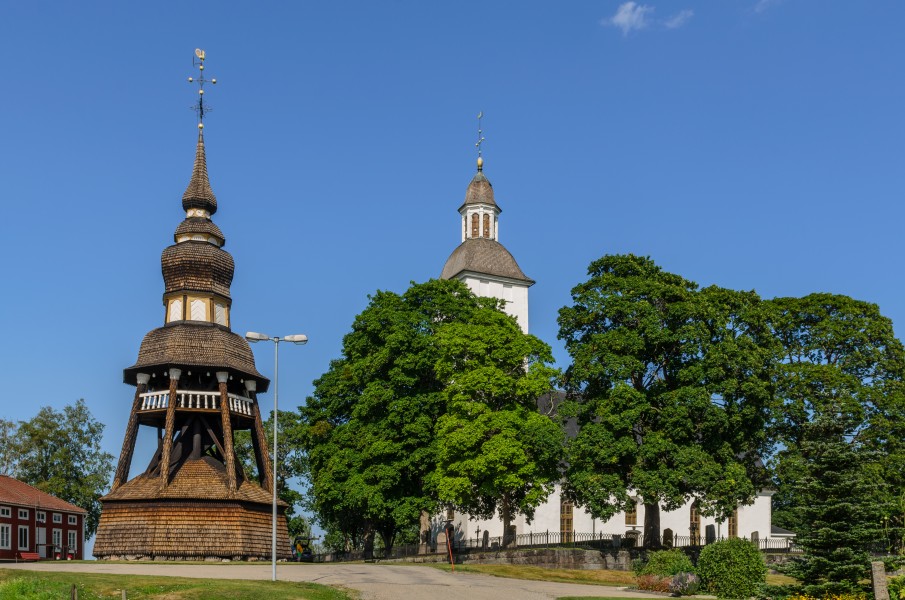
[4,561,664,599]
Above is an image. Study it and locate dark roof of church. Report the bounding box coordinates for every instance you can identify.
[440,237,534,284]
[459,170,497,211]
[124,322,264,385]
[174,218,225,244]
[182,133,217,215]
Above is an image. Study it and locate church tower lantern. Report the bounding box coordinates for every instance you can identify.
[441,114,535,332]
[94,50,291,561]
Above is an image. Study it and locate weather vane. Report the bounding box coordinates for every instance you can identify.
[187,49,217,129]
[475,111,486,170]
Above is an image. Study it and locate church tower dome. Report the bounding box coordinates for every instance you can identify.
[441,118,534,332]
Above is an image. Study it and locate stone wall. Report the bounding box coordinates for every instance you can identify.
[396,547,642,571]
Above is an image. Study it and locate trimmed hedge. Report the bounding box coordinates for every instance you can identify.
[635,548,695,577]
[697,538,766,599]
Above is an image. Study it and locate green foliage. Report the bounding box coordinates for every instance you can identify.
[634,548,695,577]
[10,400,114,539]
[767,294,904,588]
[429,308,562,536]
[697,537,767,599]
[558,254,774,544]
[889,575,905,600]
[299,279,561,553]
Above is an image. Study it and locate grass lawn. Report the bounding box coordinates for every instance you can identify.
[0,568,355,600]
[425,562,797,588]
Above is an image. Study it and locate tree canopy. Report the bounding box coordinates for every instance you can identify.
[429,303,562,542]
[9,399,114,539]
[297,279,561,553]
[767,294,905,587]
[558,254,774,546]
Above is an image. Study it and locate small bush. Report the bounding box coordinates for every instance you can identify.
[636,574,672,593]
[636,548,695,577]
[670,572,701,596]
[697,538,767,599]
[890,575,905,600]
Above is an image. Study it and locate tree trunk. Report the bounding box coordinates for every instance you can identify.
[419,510,431,554]
[501,494,514,548]
[362,525,375,560]
[643,502,662,549]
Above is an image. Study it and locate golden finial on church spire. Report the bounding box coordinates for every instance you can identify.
[476,111,486,171]
[187,48,217,129]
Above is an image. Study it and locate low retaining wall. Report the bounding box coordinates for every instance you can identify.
[394,547,642,570]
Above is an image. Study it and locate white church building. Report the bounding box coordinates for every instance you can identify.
[438,154,787,550]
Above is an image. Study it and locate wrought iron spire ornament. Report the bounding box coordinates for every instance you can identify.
[187,48,217,128]
[476,111,486,170]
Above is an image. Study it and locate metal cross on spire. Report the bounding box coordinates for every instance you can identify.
[187,48,217,130]
[475,111,486,171]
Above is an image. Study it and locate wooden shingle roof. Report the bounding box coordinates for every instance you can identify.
[441,237,534,284]
[182,132,217,215]
[0,475,87,514]
[124,322,265,386]
[459,170,497,210]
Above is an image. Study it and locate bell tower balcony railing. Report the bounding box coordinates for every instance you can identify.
[138,390,254,416]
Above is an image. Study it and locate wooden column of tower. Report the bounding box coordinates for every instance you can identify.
[93,49,291,561]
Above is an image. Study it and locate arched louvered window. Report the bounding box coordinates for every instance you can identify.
[471,214,479,238]
[483,214,490,238]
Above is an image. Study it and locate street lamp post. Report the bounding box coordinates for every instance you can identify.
[246,331,308,582]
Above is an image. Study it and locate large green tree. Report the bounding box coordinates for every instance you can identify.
[429,306,563,545]
[11,400,114,539]
[558,254,774,547]
[298,279,503,556]
[767,294,905,583]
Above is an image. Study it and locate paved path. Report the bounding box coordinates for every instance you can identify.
[3,562,662,600]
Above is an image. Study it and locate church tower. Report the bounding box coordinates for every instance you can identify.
[94,51,290,560]
[440,120,534,332]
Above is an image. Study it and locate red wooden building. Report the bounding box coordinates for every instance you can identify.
[0,475,86,560]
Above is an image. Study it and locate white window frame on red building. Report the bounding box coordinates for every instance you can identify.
[68,515,77,525]
[17,525,29,550]
[36,511,46,523]
[0,506,10,518]
[18,509,29,520]
[68,530,77,552]
[52,513,62,524]
[0,524,9,549]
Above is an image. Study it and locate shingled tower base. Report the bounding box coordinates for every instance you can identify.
[94,130,290,560]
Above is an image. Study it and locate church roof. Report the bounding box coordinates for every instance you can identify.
[124,323,265,386]
[101,456,281,505]
[440,237,534,284]
[161,241,234,299]
[459,170,497,211]
[181,132,217,215]
[174,217,225,245]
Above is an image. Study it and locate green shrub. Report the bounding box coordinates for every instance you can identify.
[636,548,695,577]
[890,575,905,600]
[697,538,767,599]
[670,572,701,596]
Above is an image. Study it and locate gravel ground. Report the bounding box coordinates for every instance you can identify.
[3,561,663,599]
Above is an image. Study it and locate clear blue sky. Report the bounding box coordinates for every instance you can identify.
[1,0,903,543]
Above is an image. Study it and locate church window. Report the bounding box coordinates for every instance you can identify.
[560,500,574,543]
[727,508,738,538]
[168,298,183,322]
[690,500,701,543]
[625,500,638,526]
[190,298,207,321]
[483,214,490,238]
[471,214,479,238]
